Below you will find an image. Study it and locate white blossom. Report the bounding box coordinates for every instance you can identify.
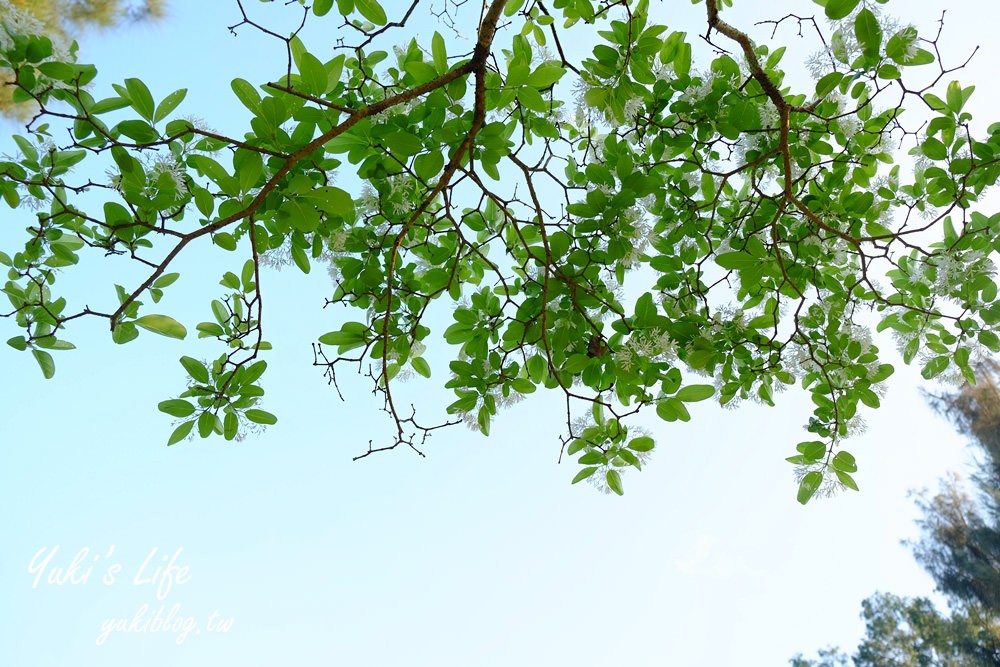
[792,463,848,499]
[615,328,676,370]
[0,1,46,48]
[329,228,349,253]
[838,114,861,142]
[148,155,188,196]
[759,101,780,129]
[622,96,644,122]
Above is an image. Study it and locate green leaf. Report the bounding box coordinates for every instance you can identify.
[13,135,37,162]
[627,436,655,452]
[835,470,859,491]
[853,8,881,56]
[921,355,950,380]
[231,78,262,115]
[675,384,715,402]
[32,349,55,379]
[223,411,239,440]
[747,314,776,329]
[656,397,690,422]
[158,399,196,418]
[235,149,263,193]
[197,410,218,438]
[355,0,387,25]
[921,137,948,161]
[112,322,139,345]
[431,31,447,72]
[153,272,180,288]
[298,51,329,95]
[154,88,187,123]
[510,378,535,394]
[124,77,156,121]
[242,259,256,289]
[245,408,278,425]
[527,62,565,88]
[189,155,238,195]
[979,330,1000,353]
[606,469,624,496]
[832,450,857,473]
[212,300,229,325]
[797,440,827,461]
[571,466,598,484]
[38,61,77,82]
[221,271,241,290]
[37,338,75,351]
[180,356,210,384]
[116,120,159,143]
[291,244,311,274]
[134,314,187,340]
[825,0,860,20]
[674,41,691,78]
[563,353,591,373]
[815,73,843,99]
[167,419,194,446]
[412,356,431,378]
[301,186,354,217]
[414,151,445,181]
[313,0,334,15]
[240,360,268,386]
[213,232,237,251]
[385,130,424,157]
[797,471,823,505]
[715,252,759,270]
[90,96,131,115]
[504,0,526,16]
[197,322,225,338]
[318,326,366,348]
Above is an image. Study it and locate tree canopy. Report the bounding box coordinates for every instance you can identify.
[1,0,999,500]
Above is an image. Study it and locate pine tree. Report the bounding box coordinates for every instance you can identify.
[916,363,1000,664]
[793,363,1000,665]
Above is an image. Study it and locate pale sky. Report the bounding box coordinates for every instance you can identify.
[1,1,998,665]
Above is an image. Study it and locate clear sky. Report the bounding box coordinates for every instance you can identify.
[1,1,998,665]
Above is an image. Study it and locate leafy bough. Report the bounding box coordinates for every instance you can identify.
[2,0,1000,501]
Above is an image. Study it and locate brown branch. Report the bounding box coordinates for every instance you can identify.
[376,0,508,438]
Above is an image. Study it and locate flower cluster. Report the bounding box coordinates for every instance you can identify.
[614,328,676,372]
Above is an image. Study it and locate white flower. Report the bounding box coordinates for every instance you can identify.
[932,249,996,304]
[679,70,715,105]
[0,1,75,84]
[617,329,676,367]
[652,61,674,81]
[792,463,848,499]
[457,409,480,432]
[329,228,349,252]
[759,101,780,129]
[622,96,644,122]
[359,184,379,213]
[0,0,45,48]
[838,115,861,142]
[897,26,919,61]
[497,389,525,409]
[619,219,650,270]
[614,345,635,371]
[805,49,835,80]
[148,155,188,197]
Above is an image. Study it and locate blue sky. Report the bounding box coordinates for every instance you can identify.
[1,0,998,665]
